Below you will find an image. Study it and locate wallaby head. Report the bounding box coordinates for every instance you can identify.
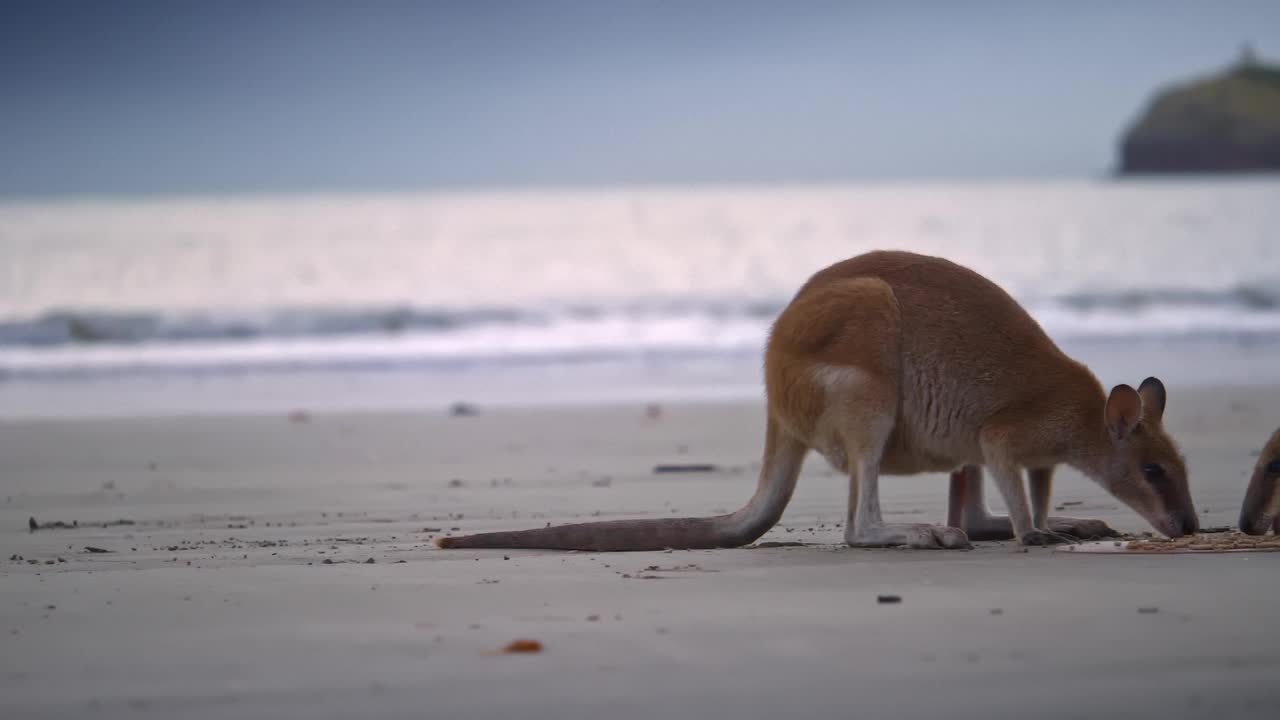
[1239,427,1280,535]
[1091,377,1196,537]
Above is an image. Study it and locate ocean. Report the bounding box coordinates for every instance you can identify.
[2,178,1279,419]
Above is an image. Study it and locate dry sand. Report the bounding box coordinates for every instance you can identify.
[2,386,1280,719]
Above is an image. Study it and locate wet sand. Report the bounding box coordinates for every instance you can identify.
[2,387,1279,719]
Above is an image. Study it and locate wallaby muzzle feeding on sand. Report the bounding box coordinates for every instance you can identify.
[438,251,1197,551]
[1239,427,1280,535]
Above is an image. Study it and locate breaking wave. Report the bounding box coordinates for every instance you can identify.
[2,286,1279,379]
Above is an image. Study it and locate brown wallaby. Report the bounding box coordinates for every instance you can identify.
[1239,427,1280,535]
[438,250,1196,551]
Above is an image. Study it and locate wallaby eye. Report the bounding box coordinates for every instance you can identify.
[1142,463,1165,481]
[1266,459,1280,476]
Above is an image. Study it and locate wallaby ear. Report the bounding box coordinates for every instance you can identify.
[1105,384,1143,442]
[1137,377,1166,422]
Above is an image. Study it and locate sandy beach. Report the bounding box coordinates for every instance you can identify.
[2,384,1279,719]
[7,3,1280,717]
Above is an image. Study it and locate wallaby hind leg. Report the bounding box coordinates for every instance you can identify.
[841,385,969,549]
[791,276,968,550]
[952,466,1117,541]
[949,465,1014,541]
[847,447,971,548]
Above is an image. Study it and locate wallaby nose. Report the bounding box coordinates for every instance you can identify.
[1166,512,1197,537]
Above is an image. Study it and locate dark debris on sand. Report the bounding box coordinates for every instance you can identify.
[28,517,137,533]
[653,464,719,474]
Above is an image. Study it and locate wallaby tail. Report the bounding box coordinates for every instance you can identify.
[436,418,806,551]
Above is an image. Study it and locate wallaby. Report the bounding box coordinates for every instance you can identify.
[438,250,1197,551]
[1239,427,1280,535]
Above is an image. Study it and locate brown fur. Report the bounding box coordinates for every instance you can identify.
[438,250,1196,551]
[1239,427,1280,535]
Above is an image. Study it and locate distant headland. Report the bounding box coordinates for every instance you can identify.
[1119,45,1280,174]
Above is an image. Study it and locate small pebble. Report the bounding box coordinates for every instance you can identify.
[877,594,902,604]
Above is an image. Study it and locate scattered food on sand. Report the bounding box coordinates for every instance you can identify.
[1124,531,1280,553]
[1065,530,1280,554]
[636,563,716,574]
[653,464,719,474]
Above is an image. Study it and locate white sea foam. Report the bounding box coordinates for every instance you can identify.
[1,179,1278,383]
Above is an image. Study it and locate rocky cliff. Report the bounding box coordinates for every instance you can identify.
[1119,54,1280,174]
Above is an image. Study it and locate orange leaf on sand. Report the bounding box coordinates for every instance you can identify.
[500,639,543,654]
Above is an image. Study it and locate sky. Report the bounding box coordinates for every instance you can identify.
[1,0,1278,196]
